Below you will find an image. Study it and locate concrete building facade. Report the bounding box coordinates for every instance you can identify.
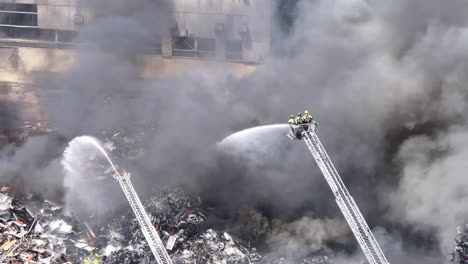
[0,0,271,63]
[0,0,269,133]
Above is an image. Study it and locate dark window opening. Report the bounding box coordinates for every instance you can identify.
[173,36,195,50]
[0,26,79,46]
[36,29,55,41]
[225,39,242,60]
[197,38,215,51]
[173,36,196,57]
[0,3,37,12]
[57,30,78,43]
[197,38,215,59]
[0,13,37,26]
[173,37,217,59]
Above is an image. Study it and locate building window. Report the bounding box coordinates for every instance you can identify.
[0,3,38,26]
[57,30,78,43]
[36,28,55,41]
[0,13,37,26]
[197,38,215,59]
[172,36,216,59]
[226,39,243,60]
[0,3,37,12]
[172,36,196,57]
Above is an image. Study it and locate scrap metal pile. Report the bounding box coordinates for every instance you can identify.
[262,257,330,264]
[102,187,263,264]
[0,184,332,264]
[101,187,331,264]
[0,188,87,263]
[0,128,333,264]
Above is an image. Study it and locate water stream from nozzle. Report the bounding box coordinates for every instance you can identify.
[63,135,119,175]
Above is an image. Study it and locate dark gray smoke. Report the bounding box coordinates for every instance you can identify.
[3,0,468,262]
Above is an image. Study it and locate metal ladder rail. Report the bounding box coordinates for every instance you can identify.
[117,176,172,264]
[120,181,171,263]
[116,174,173,264]
[305,131,388,264]
[301,133,380,263]
[308,132,389,264]
[303,132,383,264]
[304,132,383,263]
[117,178,168,264]
[118,176,172,264]
[302,131,389,264]
[305,132,386,264]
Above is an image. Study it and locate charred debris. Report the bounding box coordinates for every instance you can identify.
[0,186,331,264]
[0,128,331,263]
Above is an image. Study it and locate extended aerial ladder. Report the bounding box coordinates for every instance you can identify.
[114,170,173,264]
[300,123,390,264]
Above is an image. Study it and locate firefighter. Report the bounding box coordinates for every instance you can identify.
[300,110,313,132]
[288,115,295,126]
[302,110,313,123]
[288,115,296,138]
[294,112,302,124]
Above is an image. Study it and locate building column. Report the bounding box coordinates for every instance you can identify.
[162,34,172,58]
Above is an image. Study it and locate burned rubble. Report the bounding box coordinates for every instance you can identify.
[102,187,263,264]
[0,188,82,263]
[0,130,333,263]
[0,183,331,264]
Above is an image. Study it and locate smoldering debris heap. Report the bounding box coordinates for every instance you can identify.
[101,187,331,264]
[0,187,84,263]
[0,183,331,264]
[102,187,263,264]
[262,256,330,264]
[104,187,328,264]
[0,122,52,148]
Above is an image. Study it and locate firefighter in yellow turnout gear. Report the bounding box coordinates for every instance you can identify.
[301,110,313,131]
[302,110,313,123]
[287,111,316,139]
[294,113,302,124]
[288,115,296,126]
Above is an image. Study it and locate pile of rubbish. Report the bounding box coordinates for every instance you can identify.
[0,182,266,263]
[0,121,51,148]
[103,187,263,264]
[452,225,468,263]
[262,256,330,264]
[101,128,147,161]
[0,188,88,263]
[0,185,330,264]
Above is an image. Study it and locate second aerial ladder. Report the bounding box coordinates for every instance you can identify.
[298,123,390,264]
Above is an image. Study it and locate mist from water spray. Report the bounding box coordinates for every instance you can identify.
[63,135,118,173]
[62,135,123,220]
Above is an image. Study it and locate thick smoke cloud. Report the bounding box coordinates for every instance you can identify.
[3,0,468,261]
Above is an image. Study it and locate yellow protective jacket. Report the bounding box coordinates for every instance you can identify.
[288,118,295,125]
[302,114,313,123]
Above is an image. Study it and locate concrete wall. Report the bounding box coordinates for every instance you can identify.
[0,45,257,129]
[0,0,92,31]
[0,46,256,84]
[0,0,270,62]
[172,0,271,62]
